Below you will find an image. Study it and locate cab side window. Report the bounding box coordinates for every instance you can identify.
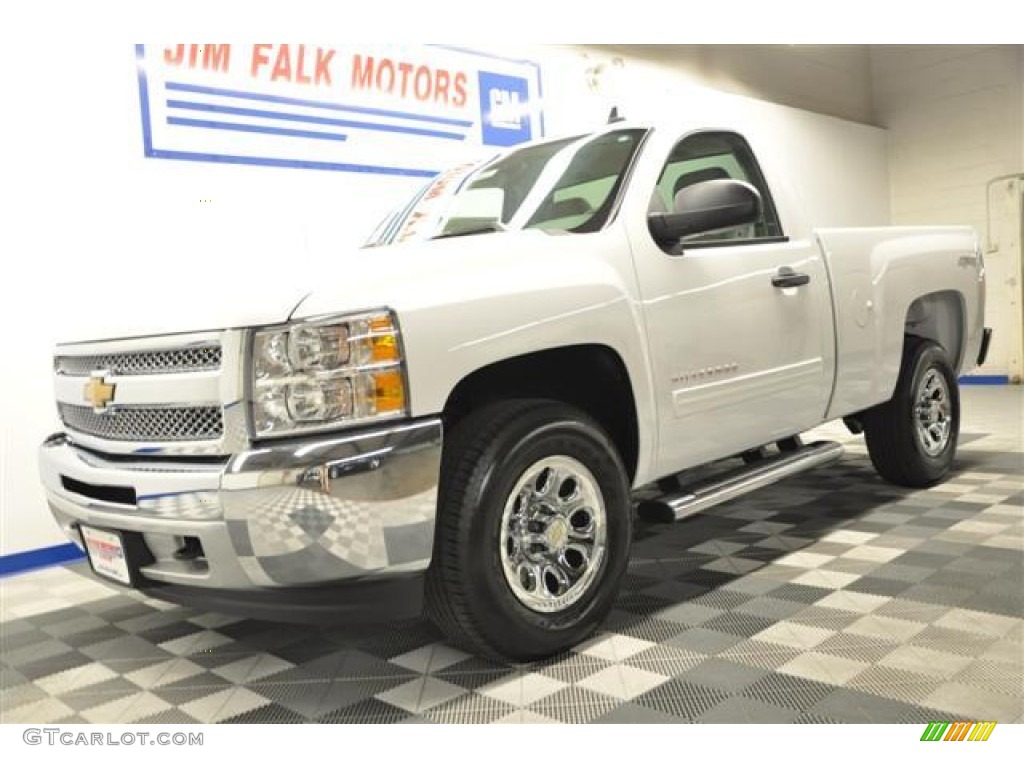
[651,132,783,244]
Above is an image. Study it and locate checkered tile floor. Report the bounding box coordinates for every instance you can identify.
[3,387,1021,724]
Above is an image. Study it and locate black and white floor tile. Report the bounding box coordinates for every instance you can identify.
[2,387,1021,724]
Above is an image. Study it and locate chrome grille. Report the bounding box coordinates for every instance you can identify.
[59,404,224,442]
[55,346,221,376]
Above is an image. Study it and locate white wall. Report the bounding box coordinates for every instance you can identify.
[588,45,873,124]
[0,44,889,557]
[870,45,1024,381]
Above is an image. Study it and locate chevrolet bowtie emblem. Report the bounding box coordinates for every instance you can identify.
[84,375,116,412]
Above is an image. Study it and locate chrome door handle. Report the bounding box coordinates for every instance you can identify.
[772,266,810,288]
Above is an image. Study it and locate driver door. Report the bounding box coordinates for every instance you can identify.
[630,131,833,476]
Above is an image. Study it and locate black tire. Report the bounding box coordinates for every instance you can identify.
[425,399,631,662]
[862,336,960,487]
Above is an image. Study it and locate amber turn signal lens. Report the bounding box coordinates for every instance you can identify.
[369,316,400,363]
[373,369,406,412]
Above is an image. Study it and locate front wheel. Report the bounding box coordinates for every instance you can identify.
[863,336,960,487]
[425,399,631,662]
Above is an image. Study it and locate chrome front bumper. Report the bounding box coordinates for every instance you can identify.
[39,418,442,590]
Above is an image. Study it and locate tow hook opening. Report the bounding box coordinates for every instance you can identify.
[173,536,205,562]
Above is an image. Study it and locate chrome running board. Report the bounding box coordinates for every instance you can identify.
[637,440,844,523]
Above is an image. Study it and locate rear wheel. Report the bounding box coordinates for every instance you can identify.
[425,399,631,662]
[863,336,960,487]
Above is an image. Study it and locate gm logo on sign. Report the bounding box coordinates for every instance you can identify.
[478,71,532,147]
[920,721,996,741]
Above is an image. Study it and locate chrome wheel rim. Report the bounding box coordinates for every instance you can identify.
[499,455,607,613]
[914,367,952,456]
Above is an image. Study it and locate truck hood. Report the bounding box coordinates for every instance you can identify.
[293,230,615,319]
[56,280,311,344]
[59,229,619,343]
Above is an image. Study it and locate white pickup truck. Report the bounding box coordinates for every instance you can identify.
[40,119,991,661]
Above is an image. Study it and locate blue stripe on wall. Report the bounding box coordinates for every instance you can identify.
[166,99,466,141]
[0,543,85,577]
[960,375,1010,385]
[164,80,475,128]
[168,116,349,142]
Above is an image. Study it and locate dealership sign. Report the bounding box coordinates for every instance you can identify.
[135,44,545,177]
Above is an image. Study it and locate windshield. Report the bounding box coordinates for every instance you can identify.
[364,128,647,246]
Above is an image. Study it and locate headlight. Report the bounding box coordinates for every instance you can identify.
[250,310,407,437]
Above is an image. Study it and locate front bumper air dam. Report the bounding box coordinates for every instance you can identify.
[38,418,443,615]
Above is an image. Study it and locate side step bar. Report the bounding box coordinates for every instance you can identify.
[637,440,844,523]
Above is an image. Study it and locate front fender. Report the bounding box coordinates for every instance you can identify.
[293,229,657,484]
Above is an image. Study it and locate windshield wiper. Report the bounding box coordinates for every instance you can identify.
[432,222,507,240]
